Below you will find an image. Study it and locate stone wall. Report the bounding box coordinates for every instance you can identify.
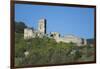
[50,32,87,46]
[24,28,36,39]
[24,18,87,46]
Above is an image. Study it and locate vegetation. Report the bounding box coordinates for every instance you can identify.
[15,21,27,33]
[14,21,95,67]
[15,33,95,67]
[87,39,94,45]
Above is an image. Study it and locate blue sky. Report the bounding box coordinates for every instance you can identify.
[15,4,94,39]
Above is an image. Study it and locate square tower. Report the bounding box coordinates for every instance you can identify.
[38,18,46,34]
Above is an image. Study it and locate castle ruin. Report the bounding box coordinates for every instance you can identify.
[24,18,87,46]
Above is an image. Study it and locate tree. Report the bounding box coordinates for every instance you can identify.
[15,21,27,33]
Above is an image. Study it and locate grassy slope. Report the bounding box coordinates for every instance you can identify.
[15,33,95,67]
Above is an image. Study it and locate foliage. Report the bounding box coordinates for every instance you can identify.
[15,33,95,67]
[15,21,27,33]
[87,38,94,45]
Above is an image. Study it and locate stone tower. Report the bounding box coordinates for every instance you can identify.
[38,18,46,34]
